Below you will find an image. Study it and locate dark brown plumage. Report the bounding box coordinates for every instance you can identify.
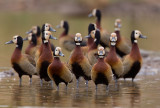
[88,9,110,48]
[68,33,91,88]
[114,19,131,57]
[122,30,147,82]
[91,47,113,91]
[36,31,57,85]
[24,33,39,58]
[5,35,37,85]
[105,33,123,83]
[48,47,73,90]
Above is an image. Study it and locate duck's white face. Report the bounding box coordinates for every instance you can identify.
[55,47,61,56]
[115,19,121,28]
[44,23,51,31]
[44,31,51,40]
[110,33,117,46]
[75,33,82,41]
[28,33,32,41]
[134,30,142,39]
[60,20,64,28]
[12,35,18,44]
[32,26,37,34]
[92,9,97,16]
[55,47,64,56]
[98,47,105,56]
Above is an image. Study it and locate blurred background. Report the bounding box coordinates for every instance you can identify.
[0,0,160,67]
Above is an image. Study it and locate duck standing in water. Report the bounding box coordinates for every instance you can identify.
[68,33,91,88]
[86,30,101,66]
[88,9,110,48]
[48,47,73,90]
[36,31,57,85]
[114,19,131,57]
[91,47,113,91]
[5,35,37,85]
[34,23,56,62]
[105,33,123,84]
[122,30,147,82]
[56,20,86,52]
[23,33,38,58]
[26,26,41,45]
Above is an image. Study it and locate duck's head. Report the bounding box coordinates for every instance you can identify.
[5,35,23,48]
[23,33,37,45]
[26,26,41,36]
[42,23,56,32]
[98,46,105,58]
[42,31,57,43]
[54,47,64,57]
[131,30,147,44]
[88,9,101,19]
[74,33,83,46]
[86,30,101,44]
[115,19,122,29]
[110,33,117,46]
[56,20,69,29]
[88,23,97,34]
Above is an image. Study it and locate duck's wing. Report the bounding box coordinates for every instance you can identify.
[19,54,37,75]
[61,63,73,82]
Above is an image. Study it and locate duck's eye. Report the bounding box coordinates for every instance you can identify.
[14,38,16,40]
[46,33,48,35]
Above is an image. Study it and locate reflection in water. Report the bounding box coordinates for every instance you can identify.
[0,74,160,107]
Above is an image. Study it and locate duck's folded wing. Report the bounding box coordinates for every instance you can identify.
[19,56,37,75]
[61,64,73,82]
[63,40,75,51]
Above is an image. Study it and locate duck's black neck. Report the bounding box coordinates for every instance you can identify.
[16,44,23,50]
[62,22,69,36]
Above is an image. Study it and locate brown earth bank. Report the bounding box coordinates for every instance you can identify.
[0,0,160,18]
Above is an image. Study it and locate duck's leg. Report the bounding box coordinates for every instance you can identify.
[19,74,22,86]
[57,84,59,91]
[51,80,54,88]
[29,75,32,85]
[76,78,79,89]
[65,84,68,91]
[40,79,43,86]
[86,80,88,88]
[106,85,109,92]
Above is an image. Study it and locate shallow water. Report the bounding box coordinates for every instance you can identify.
[0,12,160,107]
[0,66,160,108]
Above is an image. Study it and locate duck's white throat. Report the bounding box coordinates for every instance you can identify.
[44,40,48,43]
[134,40,138,43]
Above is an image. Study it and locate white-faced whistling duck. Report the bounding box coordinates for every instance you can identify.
[23,33,38,58]
[86,30,101,66]
[114,19,131,57]
[48,47,73,90]
[91,47,113,91]
[42,23,56,51]
[5,35,37,85]
[81,23,96,55]
[34,23,56,62]
[36,31,57,86]
[26,26,41,45]
[105,33,124,84]
[68,33,91,88]
[122,30,147,82]
[56,20,87,52]
[88,9,110,48]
